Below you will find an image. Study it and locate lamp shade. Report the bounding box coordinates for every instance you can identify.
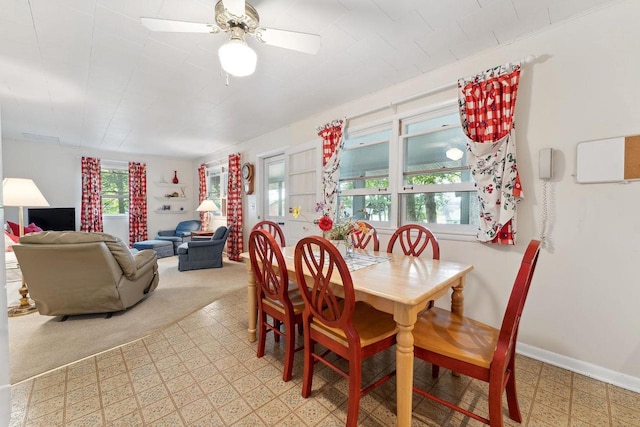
[2,178,49,207]
[218,39,257,77]
[196,199,220,212]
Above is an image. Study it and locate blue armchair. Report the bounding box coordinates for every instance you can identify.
[155,220,201,254]
[177,226,230,271]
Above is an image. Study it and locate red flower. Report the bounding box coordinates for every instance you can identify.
[317,216,333,231]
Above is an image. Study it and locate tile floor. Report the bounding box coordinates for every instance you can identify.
[9,288,640,426]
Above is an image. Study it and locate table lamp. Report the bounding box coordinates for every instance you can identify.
[196,199,220,231]
[3,178,49,316]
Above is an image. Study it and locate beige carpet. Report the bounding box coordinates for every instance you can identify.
[7,256,248,384]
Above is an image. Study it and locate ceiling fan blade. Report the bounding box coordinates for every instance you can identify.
[255,28,321,55]
[140,17,219,33]
[222,0,246,18]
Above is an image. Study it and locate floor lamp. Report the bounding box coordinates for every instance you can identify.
[196,199,220,232]
[3,178,49,317]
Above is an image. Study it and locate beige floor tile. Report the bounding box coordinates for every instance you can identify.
[573,373,608,398]
[611,402,640,426]
[30,382,65,405]
[255,398,295,425]
[65,411,104,427]
[535,387,571,413]
[147,411,185,426]
[571,401,612,426]
[179,397,214,424]
[65,395,102,422]
[140,396,177,424]
[109,410,145,427]
[572,388,610,414]
[100,383,135,407]
[217,398,253,425]
[65,382,99,407]
[207,384,241,408]
[136,383,169,407]
[103,395,139,423]
[530,401,570,426]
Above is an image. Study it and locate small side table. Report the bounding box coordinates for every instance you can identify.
[191,230,214,241]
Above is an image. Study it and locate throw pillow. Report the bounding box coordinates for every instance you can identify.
[7,221,20,236]
[7,221,43,235]
[24,223,43,233]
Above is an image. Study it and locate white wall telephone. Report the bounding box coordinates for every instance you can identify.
[539,148,553,179]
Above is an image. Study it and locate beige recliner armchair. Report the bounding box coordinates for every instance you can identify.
[13,231,159,316]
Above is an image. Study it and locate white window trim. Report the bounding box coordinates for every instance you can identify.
[339,99,478,240]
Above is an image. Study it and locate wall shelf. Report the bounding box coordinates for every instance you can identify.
[154,210,189,214]
[154,182,185,187]
[154,196,187,201]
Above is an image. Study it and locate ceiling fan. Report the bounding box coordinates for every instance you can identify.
[140,0,321,77]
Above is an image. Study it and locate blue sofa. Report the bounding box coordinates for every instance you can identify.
[177,226,230,271]
[154,220,201,254]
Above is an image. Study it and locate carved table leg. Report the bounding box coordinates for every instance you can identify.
[245,261,257,342]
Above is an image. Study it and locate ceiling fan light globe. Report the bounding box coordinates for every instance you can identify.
[218,40,257,77]
[446,147,464,161]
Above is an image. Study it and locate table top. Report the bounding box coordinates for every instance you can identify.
[192,230,214,236]
[241,246,473,307]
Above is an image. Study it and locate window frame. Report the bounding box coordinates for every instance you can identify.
[100,166,129,217]
[338,121,393,228]
[398,105,477,236]
[336,100,478,240]
[206,165,228,217]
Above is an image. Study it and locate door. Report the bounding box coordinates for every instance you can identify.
[285,141,321,245]
[262,154,286,226]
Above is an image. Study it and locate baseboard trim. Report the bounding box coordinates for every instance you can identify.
[518,343,640,393]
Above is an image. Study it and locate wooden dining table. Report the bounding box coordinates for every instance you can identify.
[240,246,473,427]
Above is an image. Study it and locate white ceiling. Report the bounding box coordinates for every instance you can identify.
[0,0,620,159]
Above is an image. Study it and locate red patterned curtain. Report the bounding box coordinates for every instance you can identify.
[128,162,148,246]
[80,157,103,232]
[198,163,207,224]
[318,119,345,220]
[227,153,243,261]
[459,63,522,245]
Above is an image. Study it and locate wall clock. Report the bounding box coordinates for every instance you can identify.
[241,163,254,195]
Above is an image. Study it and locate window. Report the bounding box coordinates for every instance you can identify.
[101,168,129,215]
[336,103,479,237]
[400,111,478,233]
[337,126,392,224]
[264,155,285,220]
[207,166,227,216]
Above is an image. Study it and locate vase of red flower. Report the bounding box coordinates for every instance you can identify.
[292,201,368,259]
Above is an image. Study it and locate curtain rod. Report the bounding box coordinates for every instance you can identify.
[346,54,537,121]
[76,156,141,165]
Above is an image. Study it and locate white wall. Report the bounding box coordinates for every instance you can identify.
[1,140,198,242]
[197,1,640,390]
[0,108,12,427]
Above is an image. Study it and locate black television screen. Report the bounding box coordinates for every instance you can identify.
[27,208,76,231]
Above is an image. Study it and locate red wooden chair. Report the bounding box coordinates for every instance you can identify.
[350,221,379,251]
[386,224,440,258]
[294,236,398,426]
[252,220,286,247]
[412,240,542,427]
[248,229,303,382]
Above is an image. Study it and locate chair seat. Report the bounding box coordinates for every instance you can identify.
[262,290,305,315]
[413,307,499,369]
[311,301,398,347]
